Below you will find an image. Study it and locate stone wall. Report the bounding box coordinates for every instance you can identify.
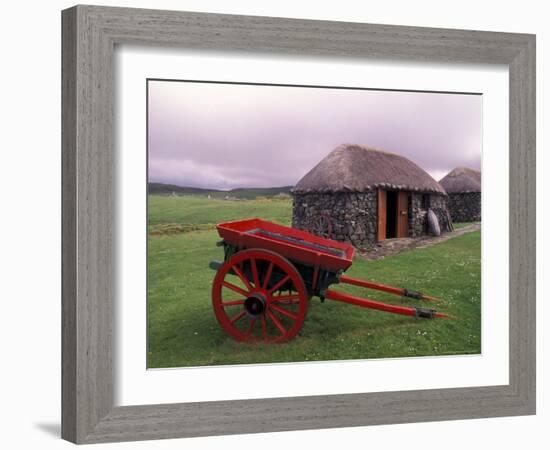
[408,193,451,237]
[408,194,426,238]
[292,190,452,247]
[292,190,378,247]
[430,194,453,233]
[447,192,481,222]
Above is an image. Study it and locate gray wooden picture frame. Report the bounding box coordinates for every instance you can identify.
[61,4,536,444]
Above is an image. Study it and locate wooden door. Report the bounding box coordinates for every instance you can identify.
[396,191,409,238]
[377,188,386,241]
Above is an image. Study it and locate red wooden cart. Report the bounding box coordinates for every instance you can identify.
[210,218,447,343]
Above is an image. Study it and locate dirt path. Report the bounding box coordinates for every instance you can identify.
[358,222,481,260]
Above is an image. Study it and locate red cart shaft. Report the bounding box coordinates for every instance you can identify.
[339,275,441,302]
[324,289,448,318]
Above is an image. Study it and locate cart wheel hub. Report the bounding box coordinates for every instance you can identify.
[244,293,267,317]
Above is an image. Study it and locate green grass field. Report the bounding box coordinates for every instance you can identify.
[453,222,470,229]
[147,195,481,368]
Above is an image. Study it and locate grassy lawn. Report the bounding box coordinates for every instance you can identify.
[453,222,474,229]
[147,195,481,368]
[148,195,291,232]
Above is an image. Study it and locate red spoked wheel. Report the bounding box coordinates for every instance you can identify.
[212,249,308,343]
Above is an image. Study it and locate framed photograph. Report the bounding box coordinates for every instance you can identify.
[62,5,535,444]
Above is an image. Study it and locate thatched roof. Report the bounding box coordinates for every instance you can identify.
[292,144,446,195]
[439,167,481,193]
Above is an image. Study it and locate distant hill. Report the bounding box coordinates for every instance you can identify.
[148,182,293,199]
[148,183,220,195]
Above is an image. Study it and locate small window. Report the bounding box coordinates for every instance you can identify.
[422,194,430,209]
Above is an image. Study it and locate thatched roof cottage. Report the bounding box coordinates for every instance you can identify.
[439,167,481,222]
[292,144,452,247]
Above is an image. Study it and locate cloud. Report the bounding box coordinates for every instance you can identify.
[148,80,482,189]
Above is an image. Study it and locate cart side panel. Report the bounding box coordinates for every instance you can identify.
[216,218,354,272]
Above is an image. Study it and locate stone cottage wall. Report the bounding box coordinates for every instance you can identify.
[430,194,453,232]
[409,193,451,237]
[292,191,377,247]
[408,194,426,238]
[293,190,452,247]
[447,192,481,222]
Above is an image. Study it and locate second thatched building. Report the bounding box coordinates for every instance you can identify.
[439,167,481,222]
[291,144,452,247]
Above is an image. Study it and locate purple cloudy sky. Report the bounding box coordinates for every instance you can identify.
[148,80,481,190]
